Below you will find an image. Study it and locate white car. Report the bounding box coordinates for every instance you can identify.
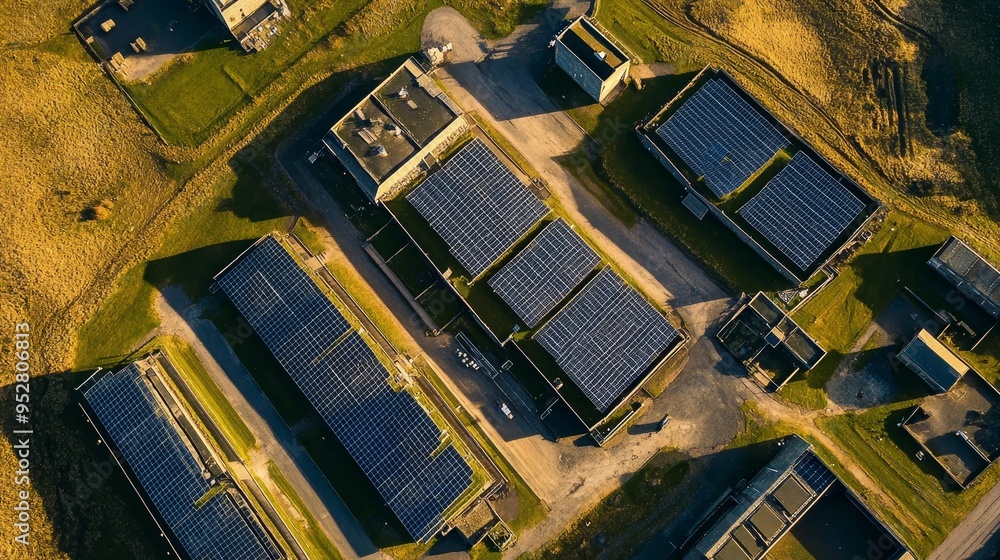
[497,401,514,420]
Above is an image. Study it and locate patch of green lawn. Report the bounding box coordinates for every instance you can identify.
[778,351,843,411]
[792,211,948,351]
[75,263,160,369]
[126,0,548,146]
[157,334,257,458]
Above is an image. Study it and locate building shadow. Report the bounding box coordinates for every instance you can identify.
[2,371,179,559]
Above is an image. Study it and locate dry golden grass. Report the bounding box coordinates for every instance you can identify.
[692,0,836,103]
[669,0,1000,259]
[0,37,177,367]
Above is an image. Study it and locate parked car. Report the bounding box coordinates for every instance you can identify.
[497,401,514,420]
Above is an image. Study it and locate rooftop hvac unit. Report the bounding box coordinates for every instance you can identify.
[398,87,409,99]
[595,51,607,61]
[373,145,388,157]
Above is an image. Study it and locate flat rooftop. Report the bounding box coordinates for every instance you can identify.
[929,236,1000,319]
[904,372,1000,487]
[557,17,629,80]
[330,59,461,185]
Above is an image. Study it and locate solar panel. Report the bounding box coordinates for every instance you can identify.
[533,267,681,412]
[656,78,788,198]
[738,152,865,271]
[793,452,836,494]
[216,236,474,541]
[406,138,549,277]
[488,219,601,327]
[83,364,280,560]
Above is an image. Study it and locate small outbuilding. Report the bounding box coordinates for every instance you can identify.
[553,17,631,103]
[896,329,969,393]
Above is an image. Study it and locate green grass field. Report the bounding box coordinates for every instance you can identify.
[124,0,547,146]
[74,168,290,370]
[791,211,948,351]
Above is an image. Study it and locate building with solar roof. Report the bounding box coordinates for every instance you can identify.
[382,132,686,434]
[928,236,1000,319]
[214,234,483,542]
[323,58,469,201]
[683,435,911,560]
[553,16,632,103]
[79,359,284,560]
[639,66,880,284]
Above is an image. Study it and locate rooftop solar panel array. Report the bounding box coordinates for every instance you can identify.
[656,78,787,198]
[738,152,865,271]
[488,219,601,327]
[406,138,549,277]
[216,236,474,541]
[83,364,280,560]
[533,267,680,411]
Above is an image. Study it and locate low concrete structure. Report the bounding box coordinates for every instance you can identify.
[554,17,630,103]
[718,292,825,390]
[928,236,1000,319]
[685,435,911,560]
[896,329,969,393]
[323,58,469,201]
[205,0,290,51]
[902,372,1000,488]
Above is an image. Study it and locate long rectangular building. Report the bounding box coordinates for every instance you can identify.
[928,236,1000,319]
[214,234,476,542]
[81,361,282,560]
[639,67,880,284]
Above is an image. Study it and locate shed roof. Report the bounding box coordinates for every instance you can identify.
[898,330,969,393]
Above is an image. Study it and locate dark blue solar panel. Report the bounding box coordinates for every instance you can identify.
[406,138,549,277]
[216,236,474,541]
[656,78,787,198]
[738,152,865,271]
[83,364,279,560]
[488,219,601,327]
[793,453,836,494]
[534,267,681,412]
